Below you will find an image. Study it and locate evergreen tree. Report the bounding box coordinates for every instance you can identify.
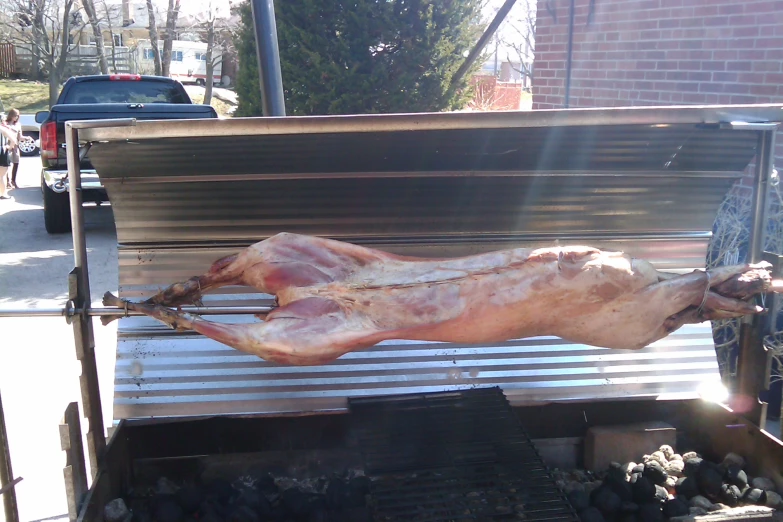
[234,0,483,116]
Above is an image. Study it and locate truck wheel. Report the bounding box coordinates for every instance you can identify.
[43,183,72,234]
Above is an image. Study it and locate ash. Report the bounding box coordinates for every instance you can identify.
[554,446,783,522]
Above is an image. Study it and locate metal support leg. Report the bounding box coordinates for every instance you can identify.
[735,128,777,428]
[66,123,106,478]
[250,0,286,116]
[0,389,20,522]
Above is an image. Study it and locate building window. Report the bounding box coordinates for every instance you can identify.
[113,34,123,47]
[172,50,183,61]
[143,48,155,60]
[195,52,207,61]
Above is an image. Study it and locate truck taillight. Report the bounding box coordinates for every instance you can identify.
[110,73,141,81]
[41,121,57,159]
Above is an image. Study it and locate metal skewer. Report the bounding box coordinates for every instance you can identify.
[0,304,275,320]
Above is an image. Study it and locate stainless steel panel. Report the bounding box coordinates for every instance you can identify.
[82,106,774,420]
[78,103,783,142]
[113,318,720,419]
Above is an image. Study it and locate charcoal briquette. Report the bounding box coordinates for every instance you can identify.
[227,505,261,522]
[696,463,723,499]
[153,498,185,522]
[654,485,668,503]
[632,465,645,474]
[719,484,741,506]
[251,471,278,495]
[751,477,777,492]
[721,453,745,470]
[592,486,622,515]
[726,465,748,489]
[688,495,714,511]
[632,477,657,504]
[765,491,783,509]
[342,506,373,522]
[205,479,235,505]
[683,458,702,478]
[637,503,663,522]
[282,488,312,517]
[606,475,633,502]
[326,478,348,509]
[743,488,766,505]
[345,476,370,508]
[662,497,689,518]
[103,498,131,522]
[620,501,639,513]
[579,506,606,522]
[307,505,330,522]
[674,477,699,499]
[175,486,202,514]
[607,462,627,483]
[568,490,591,512]
[643,461,668,486]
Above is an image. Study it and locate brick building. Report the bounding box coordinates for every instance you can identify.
[532,0,783,410]
[533,0,783,110]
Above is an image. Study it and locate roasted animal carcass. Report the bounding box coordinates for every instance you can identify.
[103,232,782,366]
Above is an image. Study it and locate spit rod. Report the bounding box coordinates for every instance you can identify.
[0,305,275,319]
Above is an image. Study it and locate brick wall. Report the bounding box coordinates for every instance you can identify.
[469,75,525,111]
[533,0,783,189]
[533,0,783,389]
[533,0,783,110]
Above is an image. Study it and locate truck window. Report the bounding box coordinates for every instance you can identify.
[66,81,190,104]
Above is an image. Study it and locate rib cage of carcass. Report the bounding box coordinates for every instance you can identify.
[81,105,783,420]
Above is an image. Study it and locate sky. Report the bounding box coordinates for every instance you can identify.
[140,0,532,56]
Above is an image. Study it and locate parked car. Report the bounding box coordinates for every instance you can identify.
[19,113,40,156]
[36,73,219,234]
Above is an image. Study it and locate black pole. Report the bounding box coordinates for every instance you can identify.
[250,0,286,116]
[564,0,575,108]
[450,0,518,90]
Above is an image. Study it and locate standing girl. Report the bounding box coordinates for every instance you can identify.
[0,123,17,200]
[2,109,32,189]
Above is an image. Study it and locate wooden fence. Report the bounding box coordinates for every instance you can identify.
[12,44,135,77]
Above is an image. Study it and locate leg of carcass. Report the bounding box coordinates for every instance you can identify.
[144,252,242,307]
[143,233,402,308]
[103,292,387,366]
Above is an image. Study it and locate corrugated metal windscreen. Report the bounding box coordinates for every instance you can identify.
[83,106,778,420]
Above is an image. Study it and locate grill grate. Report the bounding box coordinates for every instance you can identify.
[349,387,580,522]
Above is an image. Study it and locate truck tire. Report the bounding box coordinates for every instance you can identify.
[43,183,72,234]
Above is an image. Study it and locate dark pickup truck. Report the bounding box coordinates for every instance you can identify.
[36,74,218,233]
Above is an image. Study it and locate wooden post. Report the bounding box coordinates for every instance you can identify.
[0,388,20,522]
[60,402,88,521]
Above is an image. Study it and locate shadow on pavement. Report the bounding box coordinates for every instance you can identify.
[0,185,118,304]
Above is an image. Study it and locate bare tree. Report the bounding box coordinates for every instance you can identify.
[498,0,535,85]
[2,0,83,105]
[203,9,215,104]
[190,0,222,105]
[99,0,118,72]
[49,0,75,103]
[160,0,180,76]
[145,0,161,74]
[82,0,107,73]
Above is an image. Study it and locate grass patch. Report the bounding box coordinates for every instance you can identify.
[0,79,51,113]
[187,91,235,117]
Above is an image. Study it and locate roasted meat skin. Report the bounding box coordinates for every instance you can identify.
[103,233,779,366]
